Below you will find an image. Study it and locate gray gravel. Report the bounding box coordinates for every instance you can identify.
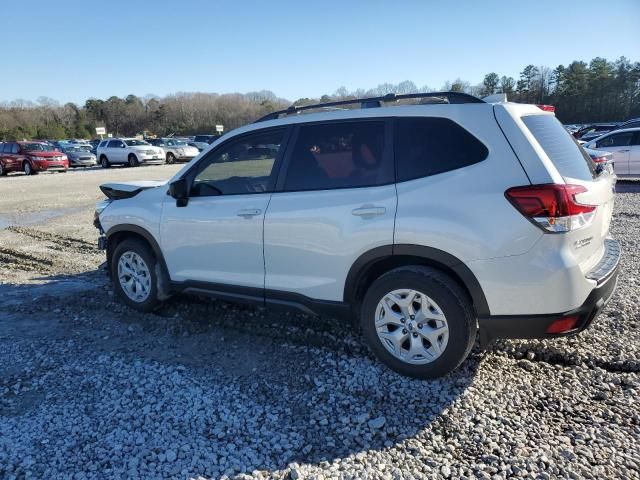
[0,170,639,479]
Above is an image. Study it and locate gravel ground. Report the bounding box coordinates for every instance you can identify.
[0,168,638,480]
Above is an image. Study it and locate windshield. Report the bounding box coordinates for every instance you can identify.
[65,146,92,152]
[23,143,55,152]
[166,139,187,146]
[124,140,150,146]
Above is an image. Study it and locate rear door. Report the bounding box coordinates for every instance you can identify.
[593,131,634,175]
[264,119,396,302]
[516,112,615,272]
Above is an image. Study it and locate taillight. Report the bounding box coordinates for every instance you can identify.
[536,104,555,112]
[591,156,608,164]
[505,184,596,233]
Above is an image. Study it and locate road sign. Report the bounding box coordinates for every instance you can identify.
[95,127,106,135]
[215,125,224,133]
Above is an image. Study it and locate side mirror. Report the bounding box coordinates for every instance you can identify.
[169,178,189,207]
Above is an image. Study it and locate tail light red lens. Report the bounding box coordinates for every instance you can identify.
[591,156,608,164]
[536,104,556,112]
[505,184,596,232]
[546,315,580,334]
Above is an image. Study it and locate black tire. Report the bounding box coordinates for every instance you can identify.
[0,163,6,176]
[111,238,161,312]
[23,162,35,175]
[100,156,110,168]
[166,153,176,164]
[360,266,476,379]
[128,154,139,167]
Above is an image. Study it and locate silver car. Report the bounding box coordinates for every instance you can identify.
[62,144,97,167]
[149,138,200,164]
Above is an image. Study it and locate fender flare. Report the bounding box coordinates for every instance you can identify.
[344,244,490,317]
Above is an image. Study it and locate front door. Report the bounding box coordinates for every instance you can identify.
[160,128,288,289]
[628,132,640,175]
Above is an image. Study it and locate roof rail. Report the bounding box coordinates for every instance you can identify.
[255,91,485,122]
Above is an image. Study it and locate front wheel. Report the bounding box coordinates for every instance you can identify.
[166,153,176,164]
[360,266,476,379]
[111,239,161,312]
[0,163,6,176]
[23,162,35,176]
[100,156,110,168]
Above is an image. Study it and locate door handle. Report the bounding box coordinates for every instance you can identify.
[236,208,262,218]
[352,206,386,217]
[618,149,630,153]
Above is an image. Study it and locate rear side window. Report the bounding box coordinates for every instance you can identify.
[284,121,391,191]
[11,143,18,154]
[394,117,488,182]
[522,114,594,181]
[596,132,634,148]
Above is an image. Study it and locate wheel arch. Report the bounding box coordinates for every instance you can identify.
[105,224,171,298]
[344,244,490,317]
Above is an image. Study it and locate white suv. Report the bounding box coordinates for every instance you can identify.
[97,138,165,168]
[94,92,620,378]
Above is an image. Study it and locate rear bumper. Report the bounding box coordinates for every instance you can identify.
[478,238,620,347]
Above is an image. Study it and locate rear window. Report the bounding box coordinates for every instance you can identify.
[394,117,488,182]
[521,114,594,181]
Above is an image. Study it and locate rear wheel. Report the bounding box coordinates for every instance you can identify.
[128,154,139,167]
[166,153,176,164]
[360,266,476,379]
[111,238,161,312]
[0,163,6,176]
[100,156,110,168]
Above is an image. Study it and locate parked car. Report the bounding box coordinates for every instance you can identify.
[610,117,640,132]
[574,124,619,142]
[583,127,640,175]
[61,144,97,167]
[583,146,614,175]
[192,134,220,151]
[94,92,619,379]
[96,138,165,168]
[147,138,200,163]
[0,141,68,175]
[89,139,101,155]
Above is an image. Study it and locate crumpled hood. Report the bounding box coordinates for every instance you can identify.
[100,180,167,200]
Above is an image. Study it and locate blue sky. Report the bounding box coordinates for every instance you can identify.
[1,0,639,105]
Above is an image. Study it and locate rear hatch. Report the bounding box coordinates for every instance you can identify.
[496,105,615,273]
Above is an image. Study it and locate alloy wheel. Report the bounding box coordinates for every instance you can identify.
[117,251,152,303]
[374,289,449,365]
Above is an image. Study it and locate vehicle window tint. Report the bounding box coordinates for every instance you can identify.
[632,133,640,146]
[394,117,488,181]
[284,121,390,191]
[192,129,285,196]
[0,144,6,153]
[596,132,633,148]
[521,114,594,181]
[11,143,18,154]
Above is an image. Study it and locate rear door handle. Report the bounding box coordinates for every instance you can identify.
[237,208,262,218]
[352,206,386,217]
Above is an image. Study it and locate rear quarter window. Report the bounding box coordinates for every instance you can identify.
[521,114,594,181]
[394,117,488,182]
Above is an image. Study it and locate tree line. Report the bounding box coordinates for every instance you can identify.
[0,56,638,140]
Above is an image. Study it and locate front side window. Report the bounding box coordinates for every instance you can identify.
[596,132,634,148]
[22,143,54,152]
[11,143,18,154]
[284,121,390,191]
[394,117,488,182]
[124,139,149,146]
[192,129,285,196]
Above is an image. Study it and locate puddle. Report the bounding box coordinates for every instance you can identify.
[0,207,84,230]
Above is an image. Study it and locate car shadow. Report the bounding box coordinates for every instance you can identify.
[1,270,482,476]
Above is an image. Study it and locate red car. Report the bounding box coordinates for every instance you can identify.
[0,141,69,176]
